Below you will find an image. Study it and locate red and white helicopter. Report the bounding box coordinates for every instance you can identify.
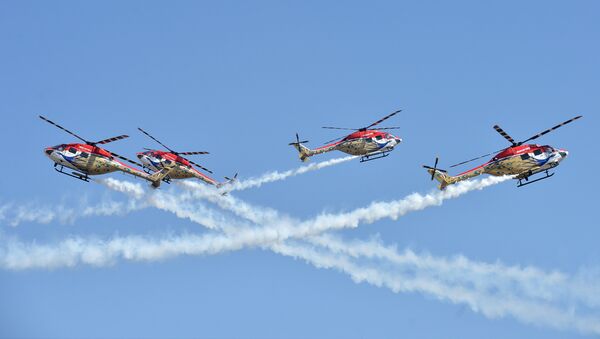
[290,109,403,162]
[136,128,236,187]
[40,116,170,188]
[423,115,582,189]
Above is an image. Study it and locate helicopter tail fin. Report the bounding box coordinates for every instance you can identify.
[423,157,457,190]
[426,168,455,190]
[426,169,457,190]
[292,143,313,162]
[217,173,237,195]
[289,133,312,162]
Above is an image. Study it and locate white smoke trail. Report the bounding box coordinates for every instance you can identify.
[94,178,232,230]
[172,175,600,334]
[95,178,146,199]
[2,229,599,335]
[159,175,600,314]
[0,199,143,227]
[179,175,513,239]
[1,176,511,272]
[0,204,9,222]
[0,178,150,227]
[272,240,600,336]
[223,156,357,192]
[9,175,600,333]
[308,234,600,308]
[0,178,223,229]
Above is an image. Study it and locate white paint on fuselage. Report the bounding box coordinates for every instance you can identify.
[484,147,568,177]
[335,136,401,156]
[137,153,197,180]
[45,149,120,175]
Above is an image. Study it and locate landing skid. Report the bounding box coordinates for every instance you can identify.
[360,151,390,163]
[517,170,554,187]
[54,163,90,182]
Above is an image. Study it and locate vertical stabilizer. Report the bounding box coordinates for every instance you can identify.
[426,168,457,190]
[423,157,458,190]
[289,133,312,162]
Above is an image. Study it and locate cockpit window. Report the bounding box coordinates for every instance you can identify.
[68,147,77,153]
[156,154,163,160]
[533,149,542,156]
[520,153,530,160]
[375,135,383,140]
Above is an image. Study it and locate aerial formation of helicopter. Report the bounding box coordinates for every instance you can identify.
[40,116,231,188]
[41,111,583,190]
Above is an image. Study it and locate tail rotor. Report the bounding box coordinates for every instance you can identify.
[422,156,447,181]
[288,133,309,148]
[217,173,238,189]
[224,173,238,183]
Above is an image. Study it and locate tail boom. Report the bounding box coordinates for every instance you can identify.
[426,166,485,190]
[292,143,313,162]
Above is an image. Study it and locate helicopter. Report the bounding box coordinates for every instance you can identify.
[40,116,170,188]
[289,109,403,162]
[136,128,236,187]
[423,115,582,190]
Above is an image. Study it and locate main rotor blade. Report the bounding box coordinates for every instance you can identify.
[518,115,583,145]
[422,166,447,173]
[39,115,89,144]
[109,151,144,168]
[178,151,210,155]
[493,125,516,145]
[289,133,309,146]
[323,135,346,145]
[186,158,214,174]
[449,148,507,168]
[137,127,175,153]
[375,127,401,130]
[96,135,129,145]
[365,109,402,129]
[321,127,358,130]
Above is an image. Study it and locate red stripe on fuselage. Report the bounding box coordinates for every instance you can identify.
[316,129,397,150]
[455,144,546,176]
[67,143,144,173]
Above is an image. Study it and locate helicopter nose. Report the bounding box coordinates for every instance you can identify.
[137,153,143,159]
[44,148,54,156]
[396,138,402,144]
[559,150,568,158]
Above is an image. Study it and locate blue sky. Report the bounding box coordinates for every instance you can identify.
[0,1,599,338]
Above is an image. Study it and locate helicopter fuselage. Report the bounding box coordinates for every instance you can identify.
[136,150,217,185]
[294,129,402,162]
[44,143,134,176]
[332,130,402,156]
[453,144,568,182]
